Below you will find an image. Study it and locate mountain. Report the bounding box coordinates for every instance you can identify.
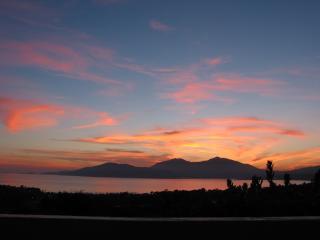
[56,157,264,179]
[150,157,263,178]
[285,166,320,180]
[58,162,173,178]
[54,157,320,179]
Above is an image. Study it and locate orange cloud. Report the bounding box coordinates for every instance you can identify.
[0,97,121,132]
[251,146,320,170]
[202,116,304,137]
[149,20,174,32]
[75,116,305,167]
[3,148,172,169]
[0,97,64,132]
[201,116,273,125]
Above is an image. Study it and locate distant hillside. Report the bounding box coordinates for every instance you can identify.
[54,157,320,180]
[285,166,320,180]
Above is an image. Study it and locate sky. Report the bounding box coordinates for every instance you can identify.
[0,0,320,172]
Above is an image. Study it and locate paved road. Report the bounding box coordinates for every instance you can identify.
[1,214,319,238]
[1,213,320,221]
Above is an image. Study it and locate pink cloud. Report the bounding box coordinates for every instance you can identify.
[93,0,124,5]
[0,97,122,132]
[164,82,217,103]
[85,45,114,62]
[0,41,132,86]
[201,116,305,137]
[73,112,118,129]
[0,41,86,72]
[165,70,199,84]
[164,74,283,104]
[214,74,283,95]
[0,0,53,16]
[205,57,225,66]
[0,97,64,132]
[0,40,123,85]
[149,20,174,32]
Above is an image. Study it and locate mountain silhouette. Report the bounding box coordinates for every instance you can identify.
[284,166,320,179]
[54,157,319,179]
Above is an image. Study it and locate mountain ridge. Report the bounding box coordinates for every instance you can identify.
[54,157,320,180]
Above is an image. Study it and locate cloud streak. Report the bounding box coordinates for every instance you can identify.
[0,40,123,85]
[0,148,172,169]
[164,74,283,104]
[73,116,305,168]
[0,97,64,132]
[0,97,121,132]
[149,20,174,32]
[251,146,320,170]
[72,112,119,129]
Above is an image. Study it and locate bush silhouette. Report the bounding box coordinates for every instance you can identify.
[250,175,263,191]
[284,173,291,188]
[313,169,320,192]
[227,179,234,190]
[242,182,248,192]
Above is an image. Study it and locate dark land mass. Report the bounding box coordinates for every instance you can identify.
[53,157,320,179]
[1,171,320,218]
[1,164,320,237]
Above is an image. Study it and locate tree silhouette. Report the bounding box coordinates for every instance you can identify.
[266,161,276,188]
[250,175,263,191]
[284,173,291,188]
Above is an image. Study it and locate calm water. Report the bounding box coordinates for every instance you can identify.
[0,173,308,193]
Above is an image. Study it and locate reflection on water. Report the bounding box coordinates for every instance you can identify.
[0,173,308,193]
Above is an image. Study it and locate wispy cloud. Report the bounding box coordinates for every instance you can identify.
[163,82,219,103]
[205,57,226,66]
[73,116,305,168]
[0,97,64,132]
[149,20,174,32]
[0,0,54,16]
[0,97,121,132]
[0,40,123,85]
[72,112,118,129]
[93,0,125,5]
[251,146,320,170]
[0,148,171,170]
[164,74,283,104]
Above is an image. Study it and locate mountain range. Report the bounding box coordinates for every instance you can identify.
[54,157,320,180]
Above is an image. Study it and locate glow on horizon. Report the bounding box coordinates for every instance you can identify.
[0,0,320,172]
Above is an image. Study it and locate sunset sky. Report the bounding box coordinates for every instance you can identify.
[0,0,320,172]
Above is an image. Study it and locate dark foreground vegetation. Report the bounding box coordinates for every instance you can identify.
[1,162,320,217]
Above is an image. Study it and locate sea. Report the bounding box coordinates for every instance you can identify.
[0,173,308,193]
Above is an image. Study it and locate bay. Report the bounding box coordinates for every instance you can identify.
[0,173,308,193]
